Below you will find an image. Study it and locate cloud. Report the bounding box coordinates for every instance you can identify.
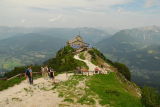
[116,7,137,15]
[145,0,160,8]
[49,15,63,22]
[0,0,160,29]
[2,0,133,9]
[29,7,51,12]
[21,19,27,23]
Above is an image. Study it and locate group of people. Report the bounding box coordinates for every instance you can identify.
[25,66,55,85]
[75,67,88,74]
[41,66,55,83]
[94,67,103,74]
[25,65,106,84]
[75,65,106,75]
[95,65,108,74]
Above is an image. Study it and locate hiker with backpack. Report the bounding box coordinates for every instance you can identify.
[49,67,55,83]
[25,66,33,85]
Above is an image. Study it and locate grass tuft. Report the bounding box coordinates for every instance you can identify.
[77,95,95,105]
[64,98,74,103]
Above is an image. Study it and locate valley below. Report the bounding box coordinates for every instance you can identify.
[0,26,160,92]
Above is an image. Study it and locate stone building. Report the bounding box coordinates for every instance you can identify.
[67,35,89,50]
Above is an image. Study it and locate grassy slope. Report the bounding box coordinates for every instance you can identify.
[87,72,142,107]
[79,52,85,60]
[55,73,142,107]
[0,46,87,91]
[55,75,97,105]
[0,47,143,106]
[0,74,42,91]
[0,77,25,91]
[45,46,88,72]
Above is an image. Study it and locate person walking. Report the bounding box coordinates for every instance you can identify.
[95,67,99,74]
[41,67,45,78]
[44,66,49,80]
[25,66,33,85]
[49,67,55,83]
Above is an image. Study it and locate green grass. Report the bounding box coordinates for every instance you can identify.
[56,73,142,106]
[0,74,42,91]
[56,75,96,105]
[0,77,25,91]
[64,98,74,103]
[46,46,88,71]
[86,72,143,107]
[77,95,95,105]
[79,52,85,60]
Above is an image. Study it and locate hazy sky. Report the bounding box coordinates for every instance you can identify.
[0,0,160,29]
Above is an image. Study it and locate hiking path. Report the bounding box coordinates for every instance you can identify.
[0,73,73,107]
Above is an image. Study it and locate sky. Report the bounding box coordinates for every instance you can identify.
[0,0,160,29]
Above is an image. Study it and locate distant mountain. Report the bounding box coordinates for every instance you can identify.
[36,27,111,44]
[0,34,65,52]
[96,26,160,91]
[0,34,66,71]
[0,26,35,40]
[0,27,111,71]
[0,26,111,44]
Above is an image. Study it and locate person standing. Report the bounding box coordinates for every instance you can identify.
[44,66,49,80]
[49,68,55,83]
[25,66,33,85]
[41,67,45,78]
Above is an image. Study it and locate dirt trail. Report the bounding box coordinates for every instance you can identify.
[0,52,111,107]
[74,52,115,74]
[74,54,98,72]
[0,73,73,107]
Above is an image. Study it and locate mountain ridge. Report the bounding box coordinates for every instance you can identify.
[96,26,160,91]
[0,27,110,71]
[0,45,143,107]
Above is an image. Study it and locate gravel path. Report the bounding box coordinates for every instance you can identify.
[74,54,98,72]
[0,73,73,107]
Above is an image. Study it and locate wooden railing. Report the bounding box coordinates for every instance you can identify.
[0,78,7,80]
[0,72,42,81]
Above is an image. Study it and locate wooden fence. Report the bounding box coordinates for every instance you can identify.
[0,72,42,81]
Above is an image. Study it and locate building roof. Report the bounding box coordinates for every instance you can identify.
[67,35,89,49]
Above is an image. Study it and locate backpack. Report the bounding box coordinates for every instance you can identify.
[25,69,30,76]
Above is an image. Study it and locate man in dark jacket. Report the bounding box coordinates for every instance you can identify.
[25,67,33,84]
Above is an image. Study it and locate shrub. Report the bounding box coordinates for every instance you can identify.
[88,48,114,65]
[79,52,85,60]
[113,62,131,81]
[88,48,131,81]
[141,86,160,107]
